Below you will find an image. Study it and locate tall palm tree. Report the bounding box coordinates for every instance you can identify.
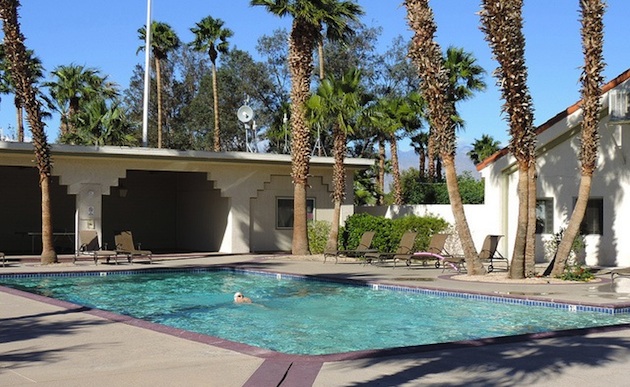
[251,0,363,255]
[138,21,180,148]
[480,0,538,278]
[44,64,117,139]
[551,0,606,276]
[468,134,501,165]
[0,44,44,142]
[190,16,233,152]
[307,68,362,252]
[405,0,486,275]
[0,0,56,264]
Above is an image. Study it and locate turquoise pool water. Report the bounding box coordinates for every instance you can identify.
[2,269,629,355]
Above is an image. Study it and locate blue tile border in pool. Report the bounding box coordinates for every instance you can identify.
[2,265,630,315]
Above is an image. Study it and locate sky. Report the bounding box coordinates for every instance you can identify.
[1,0,630,154]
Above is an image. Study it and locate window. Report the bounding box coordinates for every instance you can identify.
[536,198,553,234]
[579,198,603,235]
[276,197,315,229]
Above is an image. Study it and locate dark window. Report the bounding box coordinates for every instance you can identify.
[276,197,315,229]
[536,198,554,234]
[578,198,603,235]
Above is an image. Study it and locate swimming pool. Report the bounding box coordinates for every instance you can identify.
[2,268,629,355]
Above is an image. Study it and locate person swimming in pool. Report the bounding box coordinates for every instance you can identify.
[234,292,252,304]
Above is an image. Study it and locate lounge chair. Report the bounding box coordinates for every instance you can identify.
[479,234,508,272]
[610,267,630,281]
[398,233,453,268]
[115,231,153,264]
[75,230,119,265]
[364,231,418,266]
[323,231,377,263]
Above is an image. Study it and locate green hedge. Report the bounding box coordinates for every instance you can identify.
[340,213,449,253]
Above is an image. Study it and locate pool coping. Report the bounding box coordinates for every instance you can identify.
[3,263,630,364]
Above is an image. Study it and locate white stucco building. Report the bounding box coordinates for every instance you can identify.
[478,68,630,267]
[0,142,372,255]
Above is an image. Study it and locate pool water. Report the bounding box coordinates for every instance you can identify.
[2,270,629,355]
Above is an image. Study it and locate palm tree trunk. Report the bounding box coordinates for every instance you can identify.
[212,62,221,152]
[377,136,386,205]
[427,130,436,182]
[390,138,403,205]
[551,176,592,276]
[0,0,57,264]
[551,0,604,277]
[419,148,425,179]
[326,124,346,252]
[443,155,485,274]
[14,95,23,141]
[509,162,529,279]
[288,18,317,255]
[318,40,325,80]
[155,56,163,148]
[525,163,537,276]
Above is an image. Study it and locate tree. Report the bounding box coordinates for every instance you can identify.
[468,134,501,165]
[371,93,423,205]
[480,0,538,279]
[251,0,363,255]
[0,44,44,142]
[405,0,485,275]
[307,68,362,253]
[551,0,606,276]
[190,16,233,152]
[0,0,56,264]
[138,21,180,148]
[44,64,117,140]
[65,98,138,146]
[410,131,429,178]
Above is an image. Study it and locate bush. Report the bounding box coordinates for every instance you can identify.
[308,220,331,254]
[341,213,449,253]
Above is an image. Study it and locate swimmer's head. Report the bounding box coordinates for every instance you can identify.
[234,292,243,301]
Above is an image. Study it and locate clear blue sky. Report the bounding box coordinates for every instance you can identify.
[1,0,629,152]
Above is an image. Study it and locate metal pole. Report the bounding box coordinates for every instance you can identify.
[141,0,152,147]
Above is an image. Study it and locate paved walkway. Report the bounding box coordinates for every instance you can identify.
[2,254,630,386]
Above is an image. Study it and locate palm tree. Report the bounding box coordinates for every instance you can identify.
[551,0,606,277]
[426,46,487,181]
[468,134,501,165]
[405,0,486,275]
[66,98,138,147]
[372,94,422,205]
[307,68,362,252]
[251,0,363,255]
[410,131,429,178]
[0,44,44,142]
[0,0,56,264]
[138,21,180,148]
[480,0,538,278]
[190,16,233,152]
[44,64,118,140]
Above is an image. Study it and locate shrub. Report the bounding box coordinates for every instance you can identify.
[341,213,449,253]
[544,228,591,281]
[308,220,331,254]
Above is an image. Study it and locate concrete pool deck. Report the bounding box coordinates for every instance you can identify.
[2,253,630,386]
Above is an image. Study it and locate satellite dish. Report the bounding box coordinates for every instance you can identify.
[237,105,254,123]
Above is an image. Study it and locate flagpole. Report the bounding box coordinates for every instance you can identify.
[142,0,152,147]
